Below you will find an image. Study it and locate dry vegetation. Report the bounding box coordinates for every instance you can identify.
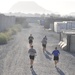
[0,24,22,45]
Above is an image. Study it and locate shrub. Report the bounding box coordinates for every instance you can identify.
[0,24,22,45]
[0,33,8,44]
[11,24,21,35]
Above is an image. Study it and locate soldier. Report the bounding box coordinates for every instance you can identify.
[52,47,60,67]
[41,36,47,52]
[28,46,36,68]
[28,34,34,47]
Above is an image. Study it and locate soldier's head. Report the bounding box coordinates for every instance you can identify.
[55,47,57,50]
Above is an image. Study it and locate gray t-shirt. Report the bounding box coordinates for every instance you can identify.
[42,39,47,44]
[28,48,36,56]
[28,36,34,40]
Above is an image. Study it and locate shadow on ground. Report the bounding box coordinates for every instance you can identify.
[55,66,65,75]
[31,68,37,75]
[45,50,52,56]
[43,50,52,60]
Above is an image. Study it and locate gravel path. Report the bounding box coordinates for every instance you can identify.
[0,23,75,75]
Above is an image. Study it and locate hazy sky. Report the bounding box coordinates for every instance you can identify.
[0,0,75,15]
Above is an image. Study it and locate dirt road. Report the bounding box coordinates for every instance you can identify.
[0,23,75,75]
